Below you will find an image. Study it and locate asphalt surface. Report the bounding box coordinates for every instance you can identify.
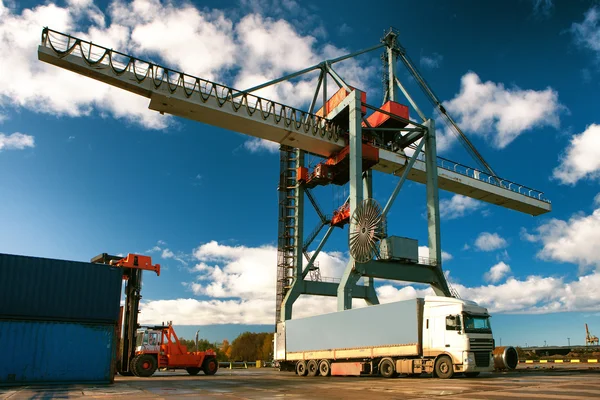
[2,365,600,399]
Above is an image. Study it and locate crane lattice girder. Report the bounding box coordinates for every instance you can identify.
[37,30,551,216]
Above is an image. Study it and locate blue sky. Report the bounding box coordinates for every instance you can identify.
[1,0,600,346]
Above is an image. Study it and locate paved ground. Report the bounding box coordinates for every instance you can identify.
[2,366,600,399]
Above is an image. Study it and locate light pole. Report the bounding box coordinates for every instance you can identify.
[544,340,547,347]
[568,337,570,346]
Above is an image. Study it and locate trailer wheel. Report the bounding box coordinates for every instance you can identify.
[379,358,397,378]
[464,372,480,378]
[435,356,454,379]
[202,357,218,376]
[307,360,318,377]
[132,354,157,377]
[318,360,331,377]
[186,367,201,376]
[296,361,308,376]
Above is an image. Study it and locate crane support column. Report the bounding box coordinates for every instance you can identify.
[338,90,364,311]
[424,119,451,297]
[279,149,306,322]
[362,169,379,306]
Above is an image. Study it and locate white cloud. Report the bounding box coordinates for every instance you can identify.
[552,124,600,185]
[520,227,537,243]
[135,239,600,324]
[243,138,280,153]
[441,72,563,150]
[474,232,507,251]
[420,53,443,69]
[0,132,34,151]
[147,245,161,253]
[439,194,483,219]
[530,208,600,271]
[161,248,175,259]
[0,0,374,141]
[418,246,452,263]
[190,240,347,301]
[595,193,600,206]
[532,0,553,18]
[484,261,511,283]
[571,6,600,57]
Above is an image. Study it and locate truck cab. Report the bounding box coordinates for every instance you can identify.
[423,296,494,377]
[135,328,162,354]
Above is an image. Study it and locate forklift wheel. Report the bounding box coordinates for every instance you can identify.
[186,367,201,376]
[202,358,218,376]
[132,354,158,377]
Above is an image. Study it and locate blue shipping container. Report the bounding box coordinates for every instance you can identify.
[0,253,122,323]
[0,320,115,385]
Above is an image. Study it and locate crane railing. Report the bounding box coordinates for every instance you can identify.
[40,28,341,141]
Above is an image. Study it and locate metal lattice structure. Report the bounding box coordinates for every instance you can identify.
[36,27,552,328]
[276,146,301,323]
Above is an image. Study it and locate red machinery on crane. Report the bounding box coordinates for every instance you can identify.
[92,253,218,377]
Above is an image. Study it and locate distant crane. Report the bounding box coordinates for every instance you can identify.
[586,324,599,346]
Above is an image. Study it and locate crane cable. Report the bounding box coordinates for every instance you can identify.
[396,49,499,179]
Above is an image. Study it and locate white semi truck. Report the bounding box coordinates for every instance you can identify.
[275,296,494,379]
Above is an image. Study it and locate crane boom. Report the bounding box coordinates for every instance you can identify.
[37,28,551,216]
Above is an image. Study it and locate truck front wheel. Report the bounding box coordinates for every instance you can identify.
[379,358,397,378]
[296,361,308,376]
[435,356,454,379]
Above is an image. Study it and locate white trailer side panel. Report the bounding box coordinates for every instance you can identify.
[285,298,424,354]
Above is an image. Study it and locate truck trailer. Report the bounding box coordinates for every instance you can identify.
[275,296,494,379]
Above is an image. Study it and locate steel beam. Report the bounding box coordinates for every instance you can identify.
[424,119,451,297]
[302,225,335,279]
[387,45,397,102]
[382,138,425,219]
[337,90,364,311]
[395,77,426,122]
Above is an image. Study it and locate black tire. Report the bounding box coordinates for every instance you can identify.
[435,356,454,379]
[464,372,480,378]
[117,370,134,376]
[318,360,331,377]
[186,367,201,376]
[132,354,157,377]
[296,361,308,376]
[379,358,397,379]
[307,360,318,377]
[202,357,218,376]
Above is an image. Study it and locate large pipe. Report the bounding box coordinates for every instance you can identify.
[493,346,518,370]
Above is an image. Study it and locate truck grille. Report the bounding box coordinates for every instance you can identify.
[474,352,490,367]
[469,338,494,351]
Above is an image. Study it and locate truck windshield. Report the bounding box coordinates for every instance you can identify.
[463,314,491,333]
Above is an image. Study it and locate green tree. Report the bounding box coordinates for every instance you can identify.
[230,332,274,361]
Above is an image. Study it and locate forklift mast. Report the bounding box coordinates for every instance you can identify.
[91,253,160,375]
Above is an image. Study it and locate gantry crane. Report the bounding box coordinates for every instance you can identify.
[37,27,551,335]
[586,324,599,346]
